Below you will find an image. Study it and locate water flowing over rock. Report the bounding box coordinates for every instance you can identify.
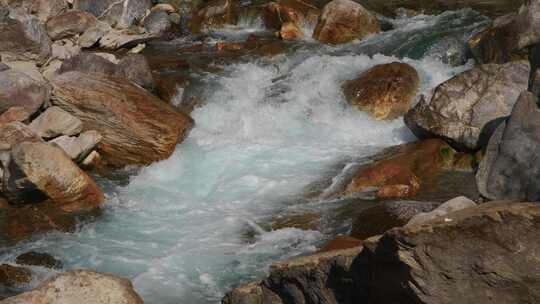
[46,10,98,40]
[261,0,320,31]
[3,142,104,212]
[224,202,540,304]
[313,0,380,45]
[343,62,419,120]
[0,70,49,117]
[51,71,194,168]
[0,270,144,304]
[190,0,239,32]
[405,61,530,150]
[73,0,152,29]
[477,91,540,201]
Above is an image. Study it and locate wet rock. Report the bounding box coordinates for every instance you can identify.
[350,200,439,240]
[477,91,540,201]
[261,0,319,31]
[271,213,321,231]
[468,0,540,64]
[0,122,41,151]
[3,142,104,212]
[343,62,419,120]
[144,10,172,34]
[117,54,155,90]
[15,252,63,269]
[46,10,97,40]
[0,107,31,125]
[190,0,238,33]
[154,73,192,106]
[313,0,380,45]
[279,22,303,40]
[0,70,49,117]
[29,106,83,139]
[0,270,144,304]
[51,71,194,168]
[0,264,31,288]
[318,235,363,253]
[74,0,152,29]
[405,60,530,150]
[30,0,68,21]
[407,195,476,226]
[346,139,456,199]
[0,14,51,63]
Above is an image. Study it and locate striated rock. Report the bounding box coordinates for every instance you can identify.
[343,62,419,120]
[190,0,239,32]
[30,0,68,21]
[144,10,172,34]
[46,10,97,40]
[477,91,540,201]
[16,252,63,269]
[406,195,476,226]
[73,0,152,29]
[0,122,41,151]
[405,61,530,150]
[350,200,439,240]
[346,139,456,199]
[0,264,31,288]
[78,130,102,159]
[3,142,104,212]
[0,15,51,63]
[51,71,194,168]
[29,106,83,139]
[0,70,49,116]
[313,0,380,45]
[117,54,155,90]
[0,270,144,304]
[0,107,31,125]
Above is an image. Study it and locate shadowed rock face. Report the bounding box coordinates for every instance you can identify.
[477,92,540,201]
[223,202,540,304]
[405,61,530,151]
[51,71,194,168]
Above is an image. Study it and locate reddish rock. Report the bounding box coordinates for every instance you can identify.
[0,122,41,151]
[46,10,97,40]
[0,107,31,125]
[318,235,362,253]
[279,22,304,40]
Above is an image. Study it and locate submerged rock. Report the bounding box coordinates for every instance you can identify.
[15,252,63,269]
[3,142,104,212]
[405,60,530,150]
[51,71,194,168]
[0,264,31,288]
[343,62,419,120]
[0,270,144,304]
[477,91,540,201]
[313,0,380,45]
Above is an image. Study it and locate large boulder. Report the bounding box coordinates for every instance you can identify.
[3,142,104,213]
[313,0,380,45]
[477,91,540,201]
[0,13,52,63]
[29,106,83,139]
[224,202,540,304]
[51,71,194,168]
[30,0,69,22]
[46,10,97,40]
[343,62,419,120]
[0,270,144,304]
[405,61,530,150]
[73,0,152,29]
[0,70,49,117]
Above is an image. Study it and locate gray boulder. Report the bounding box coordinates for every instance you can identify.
[0,70,49,116]
[477,91,540,201]
[0,14,51,63]
[143,10,172,34]
[73,0,152,29]
[29,106,83,139]
[405,61,530,150]
[117,53,155,90]
[406,196,476,226]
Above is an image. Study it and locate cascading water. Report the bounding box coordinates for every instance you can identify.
[0,9,488,304]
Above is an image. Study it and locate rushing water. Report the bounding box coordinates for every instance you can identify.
[0,9,488,304]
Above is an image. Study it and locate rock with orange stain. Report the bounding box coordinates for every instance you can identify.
[261,0,320,31]
[279,22,304,40]
[318,235,363,253]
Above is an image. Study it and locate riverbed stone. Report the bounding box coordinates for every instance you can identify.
[405,60,530,150]
[29,106,83,139]
[46,10,97,40]
[477,91,540,201]
[144,10,172,34]
[0,122,41,151]
[0,107,31,125]
[313,0,380,44]
[0,14,51,63]
[73,0,152,29]
[0,264,31,288]
[0,70,49,117]
[15,252,63,269]
[3,142,104,212]
[51,71,194,168]
[343,62,419,120]
[0,270,144,304]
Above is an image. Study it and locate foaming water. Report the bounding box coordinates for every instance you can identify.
[0,10,485,304]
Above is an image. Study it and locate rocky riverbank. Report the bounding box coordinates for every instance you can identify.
[0,0,539,303]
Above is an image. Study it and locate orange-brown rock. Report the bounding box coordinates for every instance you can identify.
[0,107,30,125]
[46,10,97,40]
[262,0,320,30]
[344,62,419,120]
[51,71,194,168]
[279,22,304,40]
[4,142,104,213]
[313,0,380,45]
[0,122,41,151]
[318,235,362,253]
[346,139,456,199]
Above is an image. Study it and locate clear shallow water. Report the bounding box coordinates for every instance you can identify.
[0,10,488,304]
